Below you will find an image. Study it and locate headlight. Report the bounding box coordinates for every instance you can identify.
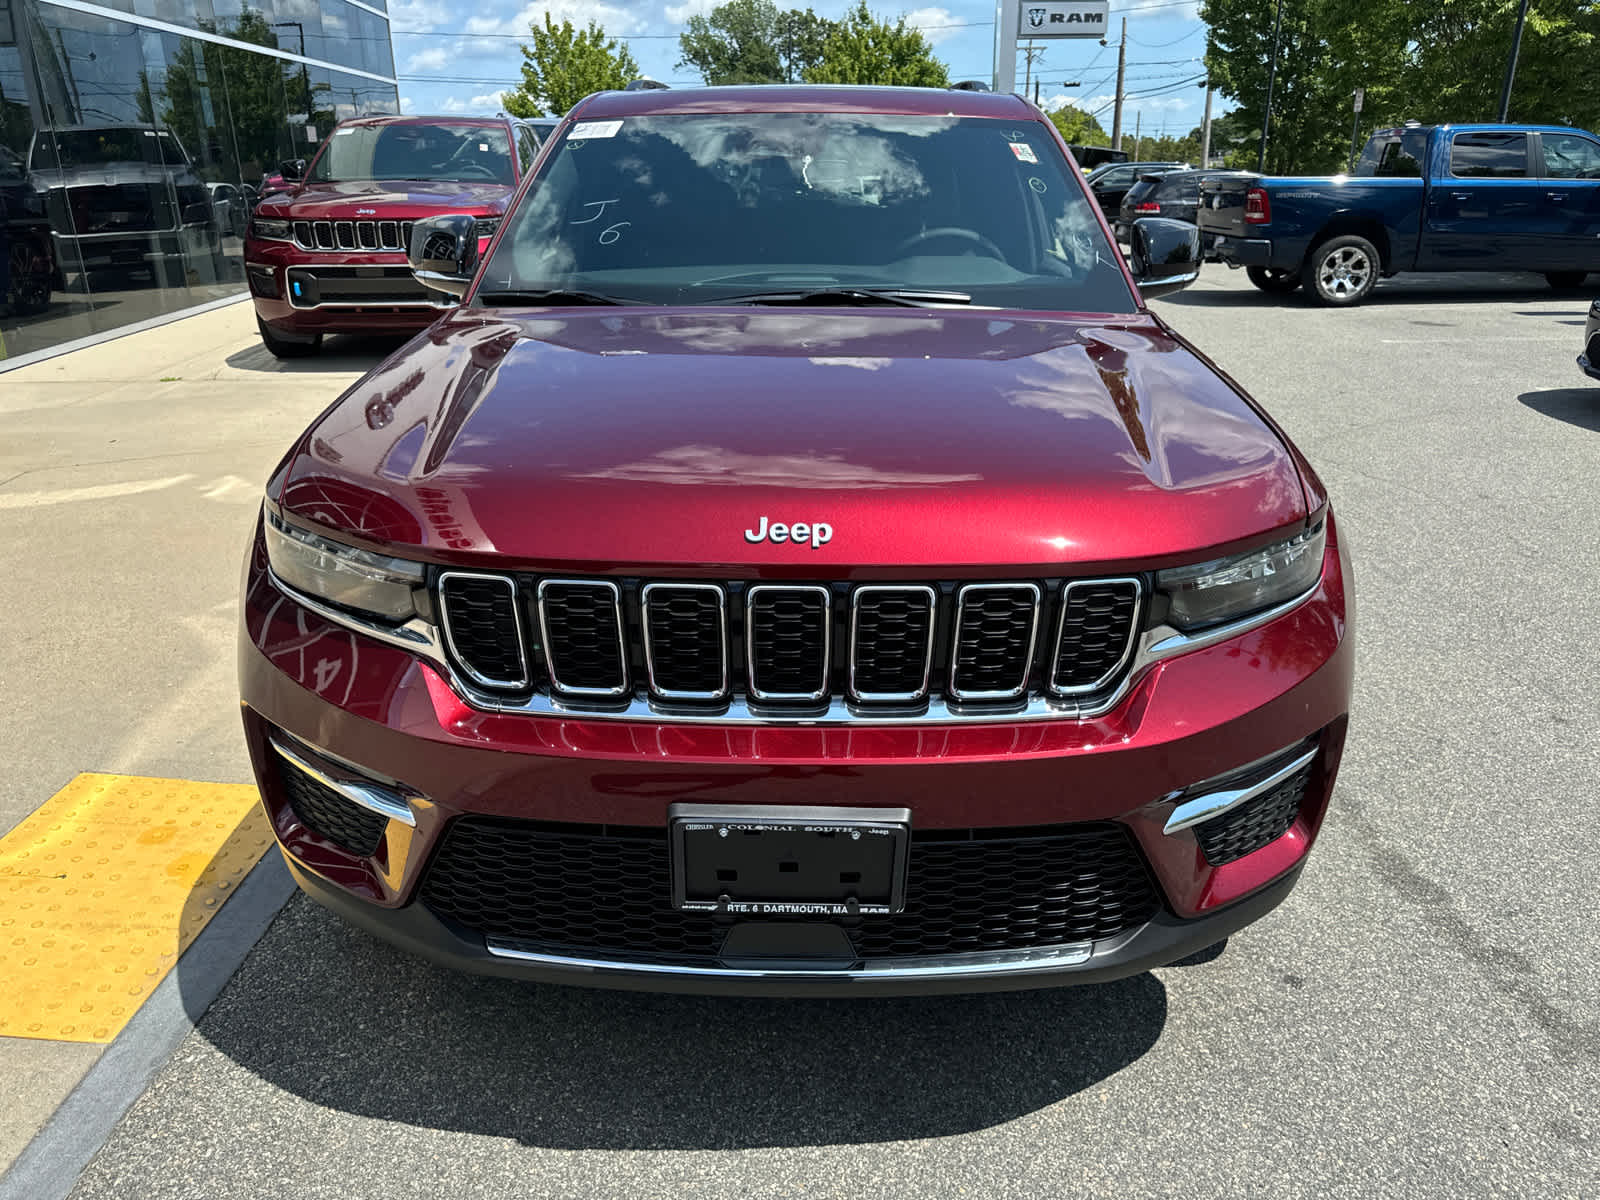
[1157,521,1325,631]
[265,510,423,621]
[251,217,294,240]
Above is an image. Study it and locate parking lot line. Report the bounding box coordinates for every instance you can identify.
[0,775,270,1044]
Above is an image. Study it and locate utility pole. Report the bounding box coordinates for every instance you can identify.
[1111,17,1127,151]
[1133,111,1142,160]
[1497,0,1532,121]
[1257,0,1285,173]
[1348,87,1365,173]
[1200,79,1214,167]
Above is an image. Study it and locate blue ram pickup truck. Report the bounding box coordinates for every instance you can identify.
[1199,123,1600,305]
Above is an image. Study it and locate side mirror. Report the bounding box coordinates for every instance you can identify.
[1129,217,1201,299]
[408,213,480,299]
[279,158,306,182]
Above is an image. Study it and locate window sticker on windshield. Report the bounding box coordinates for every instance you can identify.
[570,120,623,141]
[479,143,489,151]
[1009,143,1038,164]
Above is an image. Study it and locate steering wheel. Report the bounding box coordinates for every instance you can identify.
[893,227,1006,261]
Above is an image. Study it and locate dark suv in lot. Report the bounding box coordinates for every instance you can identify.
[239,85,1353,995]
[243,115,544,357]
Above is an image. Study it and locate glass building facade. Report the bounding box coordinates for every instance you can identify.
[0,0,398,364]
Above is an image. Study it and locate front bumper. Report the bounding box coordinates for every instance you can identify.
[238,514,1354,995]
[244,239,454,335]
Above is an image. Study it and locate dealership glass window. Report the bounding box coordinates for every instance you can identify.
[1542,133,1600,180]
[1449,132,1528,179]
[2,0,394,367]
[90,0,395,81]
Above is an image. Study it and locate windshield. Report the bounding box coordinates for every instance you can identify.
[478,112,1134,311]
[311,122,513,185]
[32,128,186,170]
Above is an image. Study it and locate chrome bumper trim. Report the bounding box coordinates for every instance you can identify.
[484,939,1095,979]
[1162,747,1318,835]
[268,737,417,827]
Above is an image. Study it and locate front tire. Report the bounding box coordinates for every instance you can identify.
[1303,235,1381,306]
[1246,266,1301,294]
[1546,271,1587,290]
[257,316,322,359]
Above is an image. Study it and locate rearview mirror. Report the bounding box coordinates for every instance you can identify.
[278,158,306,182]
[1129,217,1201,299]
[408,213,480,299]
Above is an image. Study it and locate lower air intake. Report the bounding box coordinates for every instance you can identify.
[1194,760,1314,866]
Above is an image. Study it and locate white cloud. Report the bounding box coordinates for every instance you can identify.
[903,7,959,46]
[405,46,451,71]
[465,0,644,38]
[664,0,716,21]
[439,96,469,112]
[389,0,454,30]
[399,94,416,113]
[470,91,510,109]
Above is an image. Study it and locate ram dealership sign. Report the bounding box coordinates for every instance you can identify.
[1019,0,1110,38]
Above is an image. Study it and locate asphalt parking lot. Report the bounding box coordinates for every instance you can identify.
[4,266,1598,1198]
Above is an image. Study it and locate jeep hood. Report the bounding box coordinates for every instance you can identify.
[276,308,1309,571]
[268,179,512,219]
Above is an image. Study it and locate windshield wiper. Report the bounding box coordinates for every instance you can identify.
[711,287,971,308]
[475,289,644,307]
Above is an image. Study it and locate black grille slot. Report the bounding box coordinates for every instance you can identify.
[379,219,400,249]
[643,585,727,700]
[313,220,334,249]
[439,573,527,689]
[850,587,935,700]
[420,818,1160,962]
[539,581,627,696]
[278,755,386,856]
[1053,580,1141,693]
[357,220,378,248]
[402,220,416,253]
[747,586,831,701]
[951,585,1039,699]
[293,220,313,247]
[335,220,356,249]
[1194,762,1314,866]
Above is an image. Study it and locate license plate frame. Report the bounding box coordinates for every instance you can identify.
[669,803,911,917]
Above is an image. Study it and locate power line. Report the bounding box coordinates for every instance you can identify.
[389,19,994,40]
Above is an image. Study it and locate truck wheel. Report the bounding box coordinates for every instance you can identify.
[258,317,322,359]
[1303,235,1380,306]
[1545,271,1587,290]
[1246,267,1301,294]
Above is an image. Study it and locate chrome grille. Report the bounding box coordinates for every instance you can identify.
[1052,579,1142,695]
[642,584,728,701]
[438,572,528,689]
[850,586,935,702]
[746,585,831,702]
[538,580,628,697]
[294,219,417,252]
[429,574,1144,719]
[949,584,1041,701]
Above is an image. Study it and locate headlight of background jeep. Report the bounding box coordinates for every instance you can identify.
[1157,521,1325,631]
[265,510,423,621]
[250,217,294,240]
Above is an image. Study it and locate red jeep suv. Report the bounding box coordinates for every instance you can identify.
[238,86,1354,995]
[243,115,543,358]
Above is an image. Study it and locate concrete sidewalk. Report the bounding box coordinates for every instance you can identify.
[0,301,401,1177]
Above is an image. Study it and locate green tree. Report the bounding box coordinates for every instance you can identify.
[677,0,802,85]
[504,14,639,117]
[775,8,835,83]
[804,1,949,87]
[1049,105,1110,147]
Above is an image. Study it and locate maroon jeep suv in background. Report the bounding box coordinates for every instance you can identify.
[239,85,1354,995]
[243,115,543,357]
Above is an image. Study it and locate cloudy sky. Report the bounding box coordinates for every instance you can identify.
[389,0,1218,140]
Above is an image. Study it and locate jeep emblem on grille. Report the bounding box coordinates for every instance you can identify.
[744,516,833,548]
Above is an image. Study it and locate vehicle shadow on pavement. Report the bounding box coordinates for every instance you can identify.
[1519,389,1600,432]
[1164,274,1579,308]
[180,893,1170,1149]
[223,335,411,374]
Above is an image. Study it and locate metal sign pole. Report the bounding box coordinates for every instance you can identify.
[995,0,1020,94]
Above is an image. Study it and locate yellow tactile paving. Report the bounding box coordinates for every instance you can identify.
[0,774,271,1044]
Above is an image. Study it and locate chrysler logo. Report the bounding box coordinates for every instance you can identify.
[744,516,833,548]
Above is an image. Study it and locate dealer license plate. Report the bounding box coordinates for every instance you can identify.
[669,803,910,917]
